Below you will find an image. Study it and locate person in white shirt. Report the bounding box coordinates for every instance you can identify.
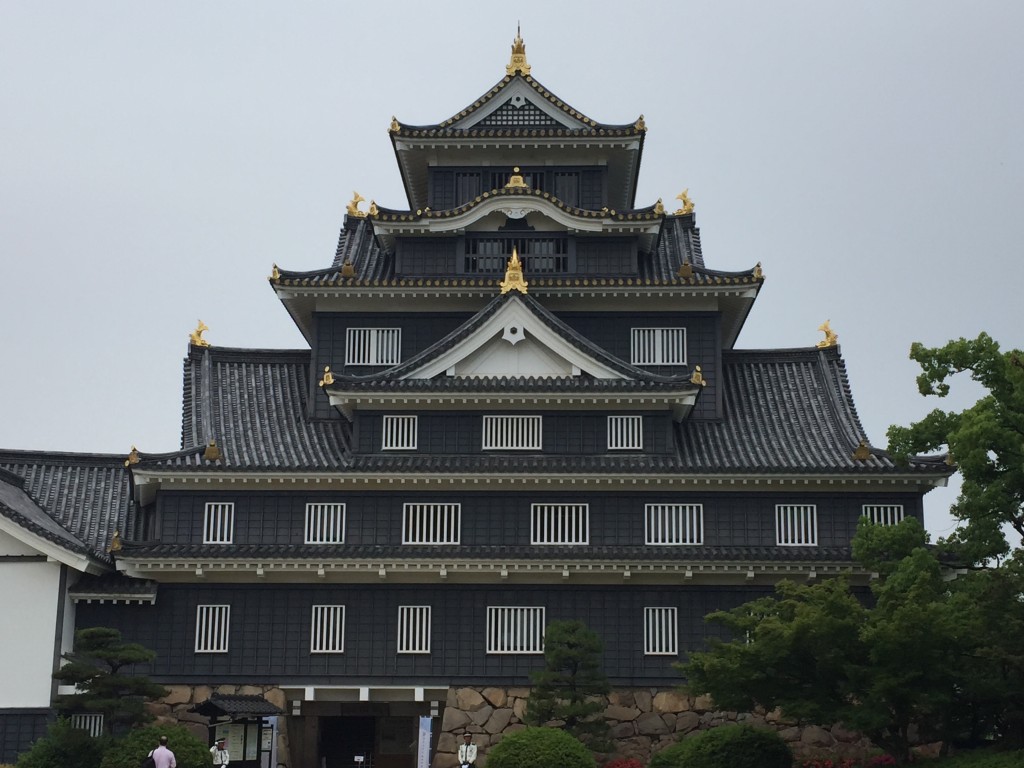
[151,736,177,768]
[210,736,230,766]
[458,733,477,768]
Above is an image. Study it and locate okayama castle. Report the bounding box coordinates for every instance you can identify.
[0,32,949,768]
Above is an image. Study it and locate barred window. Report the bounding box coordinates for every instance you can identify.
[70,714,103,737]
[486,606,545,654]
[531,503,589,545]
[608,415,643,450]
[483,415,542,450]
[645,504,703,545]
[776,504,818,546]
[644,607,679,655]
[346,328,401,366]
[383,415,418,450]
[403,503,461,544]
[397,605,432,654]
[863,504,905,526]
[203,502,234,544]
[305,503,345,544]
[195,605,230,653]
[311,605,345,653]
[631,328,687,366]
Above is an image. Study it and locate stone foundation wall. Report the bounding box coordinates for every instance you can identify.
[433,686,877,768]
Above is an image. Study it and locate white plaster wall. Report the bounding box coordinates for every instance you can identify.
[0,557,61,707]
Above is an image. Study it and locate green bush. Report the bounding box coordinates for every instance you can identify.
[649,724,792,768]
[16,719,107,768]
[918,748,1024,768]
[99,724,210,768]
[486,727,596,768]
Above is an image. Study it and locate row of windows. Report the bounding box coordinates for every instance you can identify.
[344,327,688,367]
[194,604,681,656]
[202,502,907,546]
[381,414,646,451]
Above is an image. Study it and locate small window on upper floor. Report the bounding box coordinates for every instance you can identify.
[195,605,230,653]
[346,328,401,366]
[403,503,461,544]
[645,503,703,545]
[311,605,345,653]
[70,714,104,737]
[644,606,679,655]
[631,328,687,366]
[397,605,432,654]
[776,504,818,546]
[305,503,345,544]
[383,415,418,450]
[608,415,643,450]
[531,503,589,545]
[863,504,905,526]
[483,415,542,450]
[203,502,234,544]
[486,606,545,654]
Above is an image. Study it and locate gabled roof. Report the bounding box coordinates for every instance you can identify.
[0,453,131,567]
[189,692,283,719]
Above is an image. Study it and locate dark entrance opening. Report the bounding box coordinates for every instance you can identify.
[320,716,376,768]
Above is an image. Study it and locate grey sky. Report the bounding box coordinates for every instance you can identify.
[2,1,1022,543]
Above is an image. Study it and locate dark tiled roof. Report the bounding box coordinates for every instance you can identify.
[392,73,643,136]
[190,693,284,718]
[118,541,852,563]
[0,452,133,561]
[68,573,157,601]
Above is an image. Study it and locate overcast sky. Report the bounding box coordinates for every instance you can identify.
[2,2,1021,543]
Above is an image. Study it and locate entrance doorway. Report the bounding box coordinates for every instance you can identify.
[320,716,375,768]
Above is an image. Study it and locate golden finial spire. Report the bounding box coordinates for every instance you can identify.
[674,189,695,215]
[816,320,838,348]
[346,192,367,218]
[506,25,531,76]
[499,246,529,294]
[189,320,210,347]
[505,166,528,189]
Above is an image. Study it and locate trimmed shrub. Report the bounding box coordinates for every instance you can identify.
[649,724,792,768]
[15,719,106,768]
[486,727,596,768]
[99,724,210,768]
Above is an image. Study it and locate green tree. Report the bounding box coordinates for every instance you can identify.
[886,332,1024,563]
[99,724,211,768]
[524,620,610,749]
[52,628,168,736]
[15,718,106,768]
[485,727,595,768]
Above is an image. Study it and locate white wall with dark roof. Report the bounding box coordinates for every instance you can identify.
[0,558,62,707]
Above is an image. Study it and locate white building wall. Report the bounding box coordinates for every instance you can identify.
[0,530,62,708]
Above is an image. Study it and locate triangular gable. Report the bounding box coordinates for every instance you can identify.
[452,79,588,132]
[401,295,626,381]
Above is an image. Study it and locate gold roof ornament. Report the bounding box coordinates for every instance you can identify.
[319,366,335,387]
[346,192,368,218]
[816,320,838,349]
[675,189,695,215]
[108,530,122,554]
[189,320,210,348]
[202,439,222,462]
[690,365,707,387]
[368,200,379,217]
[389,116,400,133]
[499,246,529,295]
[852,439,872,461]
[506,25,531,76]
[270,263,281,281]
[753,262,764,280]
[635,114,646,132]
[505,166,528,189]
[124,445,140,468]
[340,260,355,278]
[653,198,665,216]
[677,262,693,279]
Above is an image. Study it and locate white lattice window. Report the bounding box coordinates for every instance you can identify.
[644,606,679,655]
[608,415,643,450]
[195,605,230,653]
[305,503,345,543]
[645,504,703,545]
[203,502,234,544]
[482,415,542,450]
[864,504,905,526]
[776,504,818,546]
[70,714,103,737]
[403,503,461,544]
[383,415,418,450]
[531,503,589,545]
[486,606,545,654]
[346,327,401,366]
[311,605,345,653]
[397,605,432,654]
[631,328,687,365]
